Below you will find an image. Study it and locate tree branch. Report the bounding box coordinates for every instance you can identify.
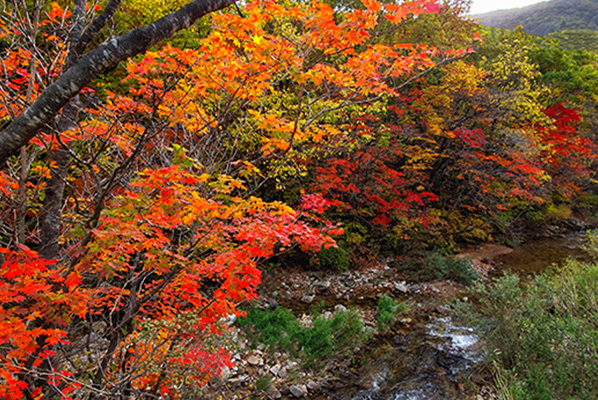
[0,0,237,165]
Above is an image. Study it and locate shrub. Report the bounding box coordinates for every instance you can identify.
[377,294,408,332]
[237,306,301,351]
[545,203,573,221]
[299,309,368,365]
[393,250,478,284]
[466,261,598,400]
[425,251,479,285]
[238,306,369,367]
[317,244,350,272]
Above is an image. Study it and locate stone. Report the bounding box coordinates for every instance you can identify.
[220,314,237,326]
[221,366,233,380]
[247,355,262,366]
[289,384,307,397]
[306,380,320,391]
[299,314,313,327]
[300,293,316,304]
[395,281,409,293]
[270,364,282,376]
[267,297,279,308]
[277,367,288,379]
[334,304,348,313]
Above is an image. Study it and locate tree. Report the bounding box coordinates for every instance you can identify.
[0,0,238,165]
[0,0,444,397]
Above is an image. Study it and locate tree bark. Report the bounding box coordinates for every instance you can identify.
[0,0,237,165]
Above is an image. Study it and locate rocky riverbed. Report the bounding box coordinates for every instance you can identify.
[202,258,492,399]
[202,233,590,400]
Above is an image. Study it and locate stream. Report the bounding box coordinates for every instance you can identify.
[331,232,591,400]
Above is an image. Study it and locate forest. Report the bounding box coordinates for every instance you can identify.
[1,0,598,399]
[475,0,598,36]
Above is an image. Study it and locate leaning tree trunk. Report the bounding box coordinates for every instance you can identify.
[0,0,237,166]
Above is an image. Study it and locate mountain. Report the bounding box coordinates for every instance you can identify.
[474,0,598,36]
[546,29,598,51]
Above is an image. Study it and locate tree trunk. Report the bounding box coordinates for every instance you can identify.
[0,0,237,165]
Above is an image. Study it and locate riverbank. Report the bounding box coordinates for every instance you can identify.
[202,232,592,400]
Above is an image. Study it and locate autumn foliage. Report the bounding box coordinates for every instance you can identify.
[1,0,598,398]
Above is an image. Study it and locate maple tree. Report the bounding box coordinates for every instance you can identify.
[2,0,598,397]
[0,0,450,397]
[536,103,598,198]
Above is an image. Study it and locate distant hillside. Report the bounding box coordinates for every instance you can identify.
[475,0,598,37]
[546,29,598,51]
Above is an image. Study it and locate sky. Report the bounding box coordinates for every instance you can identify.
[469,0,547,15]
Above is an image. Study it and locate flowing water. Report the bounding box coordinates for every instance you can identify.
[332,232,591,400]
[331,304,485,400]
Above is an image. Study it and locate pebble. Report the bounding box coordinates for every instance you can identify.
[306,380,320,391]
[321,311,333,319]
[335,304,348,313]
[247,355,262,366]
[395,281,409,293]
[290,384,307,397]
[277,367,288,378]
[300,293,316,304]
[270,364,282,377]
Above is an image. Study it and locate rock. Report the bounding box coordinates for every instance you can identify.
[220,366,233,380]
[270,364,282,376]
[300,294,316,304]
[335,304,348,313]
[395,281,409,293]
[392,334,408,347]
[306,380,320,391]
[221,314,237,326]
[290,384,307,397]
[277,367,288,379]
[299,314,313,327]
[267,297,279,308]
[247,355,262,366]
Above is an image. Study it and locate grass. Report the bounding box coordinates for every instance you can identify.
[238,305,369,368]
[460,257,598,400]
[393,250,479,285]
[377,293,409,332]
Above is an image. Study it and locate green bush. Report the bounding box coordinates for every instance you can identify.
[466,261,598,400]
[545,203,573,221]
[238,306,369,367]
[317,244,350,272]
[393,251,478,284]
[237,306,301,351]
[299,309,367,365]
[377,294,408,332]
[425,251,479,285]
